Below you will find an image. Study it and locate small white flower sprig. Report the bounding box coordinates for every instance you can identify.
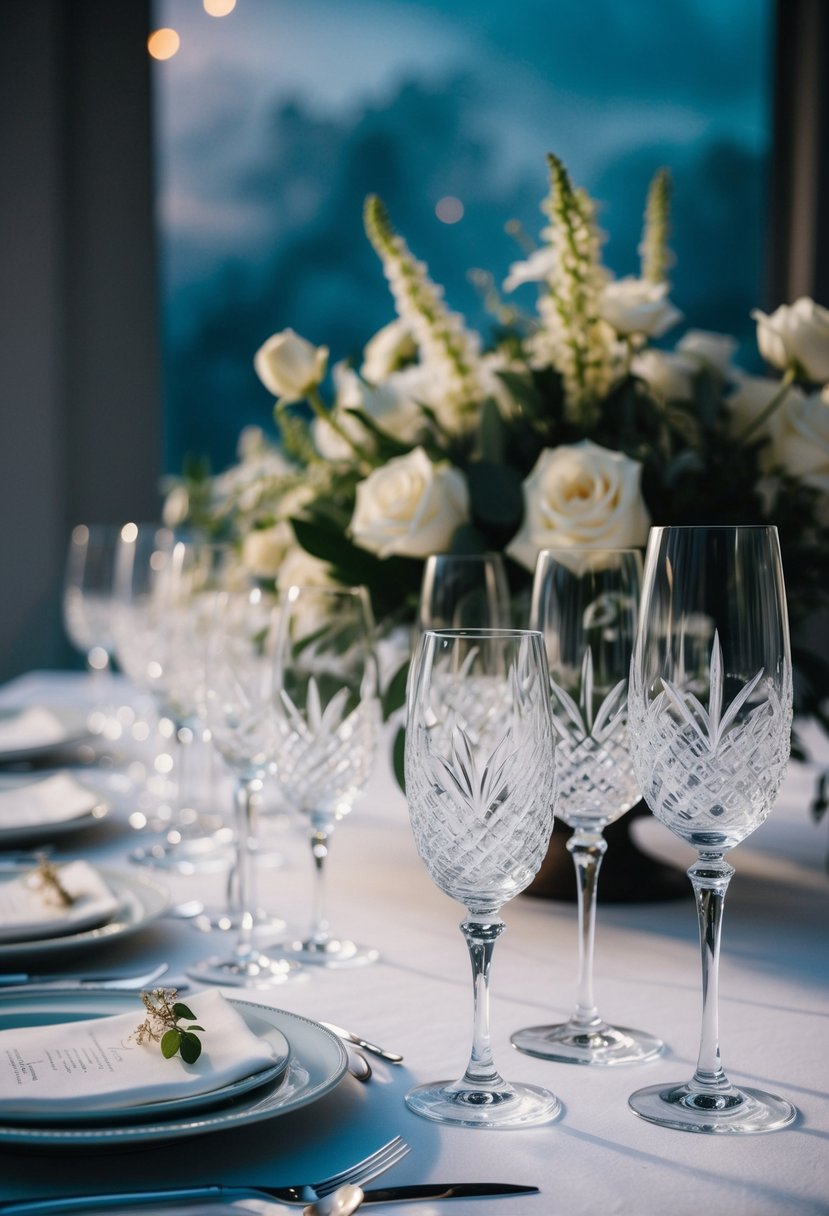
[132,988,205,1064]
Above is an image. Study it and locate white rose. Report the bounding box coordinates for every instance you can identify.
[276,546,336,590]
[632,349,697,402]
[361,319,417,382]
[676,330,737,378]
[752,297,829,382]
[600,277,682,339]
[254,329,329,403]
[241,522,293,578]
[726,374,805,458]
[314,365,427,460]
[507,441,651,572]
[350,447,470,559]
[775,391,829,482]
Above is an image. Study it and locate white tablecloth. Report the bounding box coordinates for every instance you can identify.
[0,671,827,1215]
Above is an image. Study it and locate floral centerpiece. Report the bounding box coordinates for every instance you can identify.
[169,153,829,804]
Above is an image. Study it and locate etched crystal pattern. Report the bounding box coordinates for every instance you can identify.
[406,673,555,912]
[549,649,639,828]
[274,677,380,821]
[630,635,792,850]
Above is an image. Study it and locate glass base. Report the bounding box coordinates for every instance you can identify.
[405,1078,561,1129]
[130,834,235,875]
[190,906,287,935]
[511,1019,664,1066]
[186,949,305,988]
[628,1079,797,1134]
[273,935,379,968]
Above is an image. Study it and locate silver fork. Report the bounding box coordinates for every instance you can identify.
[0,1136,411,1213]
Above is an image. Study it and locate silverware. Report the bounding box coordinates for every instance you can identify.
[0,963,170,992]
[0,1136,411,1213]
[0,1181,537,1213]
[321,1021,404,1063]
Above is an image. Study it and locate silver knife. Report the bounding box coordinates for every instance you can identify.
[0,1182,539,1212]
[321,1021,404,1063]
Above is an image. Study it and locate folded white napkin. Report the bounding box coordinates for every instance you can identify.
[0,859,119,943]
[0,773,99,830]
[0,990,282,1115]
[0,708,68,754]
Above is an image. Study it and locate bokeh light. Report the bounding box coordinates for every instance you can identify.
[147,28,180,60]
[435,196,464,224]
[203,0,237,14]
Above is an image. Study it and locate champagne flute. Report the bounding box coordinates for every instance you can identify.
[418,552,511,632]
[63,524,121,735]
[188,585,299,986]
[268,585,381,967]
[405,627,560,1127]
[627,525,796,1133]
[511,548,663,1065]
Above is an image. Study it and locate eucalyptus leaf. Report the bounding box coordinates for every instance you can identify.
[179,1032,203,1064]
[161,1028,182,1059]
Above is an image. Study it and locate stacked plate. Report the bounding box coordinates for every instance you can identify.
[0,863,169,964]
[0,991,348,1148]
[0,707,92,768]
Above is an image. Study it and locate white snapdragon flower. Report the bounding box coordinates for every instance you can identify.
[254,329,329,403]
[752,298,829,382]
[507,441,650,572]
[632,349,698,403]
[350,447,469,559]
[364,197,484,434]
[599,276,682,339]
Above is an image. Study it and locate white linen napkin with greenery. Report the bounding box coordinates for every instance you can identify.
[0,859,119,943]
[0,990,281,1114]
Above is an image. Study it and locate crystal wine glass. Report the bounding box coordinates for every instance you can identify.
[511,548,663,1066]
[627,525,796,1133]
[268,585,381,967]
[188,585,299,987]
[418,552,511,632]
[405,627,560,1127]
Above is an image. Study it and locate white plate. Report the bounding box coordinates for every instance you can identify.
[0,708,92,765]
[3,1004,291,1126]
[0,992,347,1148]
[0,868,169,963]
[0,773,109,849]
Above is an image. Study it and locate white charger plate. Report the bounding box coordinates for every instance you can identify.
[0,773,109,849]
[0,868,168,963]
[0,992,347,1148]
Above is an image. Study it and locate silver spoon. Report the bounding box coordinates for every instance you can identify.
[345,1045,372,1083]
[304,1184,364,1216]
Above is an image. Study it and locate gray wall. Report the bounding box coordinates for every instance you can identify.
[0,0,161,682]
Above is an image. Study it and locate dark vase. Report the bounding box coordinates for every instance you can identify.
[525,801,687,903]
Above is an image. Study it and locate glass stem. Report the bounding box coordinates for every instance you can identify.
[567,829,607,1027]
[459,914,506,1089]
[688,852,735,1092]
[309,820,332,944]
[232,778,260,964]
